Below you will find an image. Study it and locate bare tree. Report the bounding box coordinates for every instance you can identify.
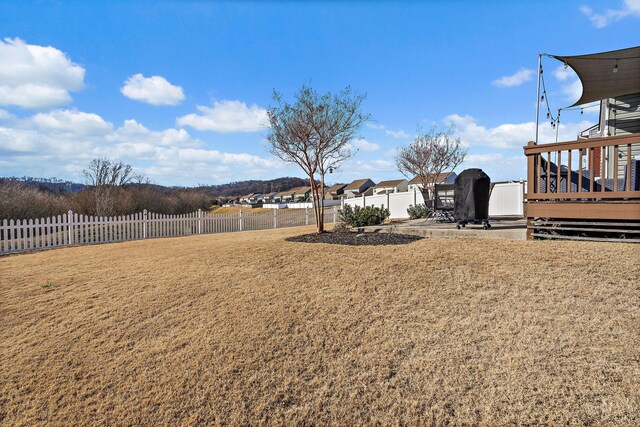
[267,85,370,233]
[395,125,467,206]
[82,158,139,216]
[83,158,135,187]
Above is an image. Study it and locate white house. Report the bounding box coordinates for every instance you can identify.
[343,179,375,198]
[324,183,347,200]
[278,189,296,202]
[408,172,457,194]
[372,179,408,195]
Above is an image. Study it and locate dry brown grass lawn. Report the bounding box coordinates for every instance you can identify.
[1,228,639,426]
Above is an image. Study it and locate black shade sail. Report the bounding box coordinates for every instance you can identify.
[551,46,640,107]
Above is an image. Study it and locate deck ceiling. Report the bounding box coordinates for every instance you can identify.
[552,46,640,107]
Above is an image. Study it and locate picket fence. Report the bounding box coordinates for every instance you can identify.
[1,207,338,254]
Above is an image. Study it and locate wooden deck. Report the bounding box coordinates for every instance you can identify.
[524,133,640,241]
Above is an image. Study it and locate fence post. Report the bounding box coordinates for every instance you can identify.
[198,209,203,234]
[333,206,337,223]
[305,207,309,225]
[67,210,73,245]
[387,193,390,212]
[363,194,366,207]
[273,208,277,228]
[239,209,243,231]
[143,209,148,238]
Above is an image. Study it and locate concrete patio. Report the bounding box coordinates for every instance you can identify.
[367,216,527,240]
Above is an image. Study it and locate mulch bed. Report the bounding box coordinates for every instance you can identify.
[286,232,423,246]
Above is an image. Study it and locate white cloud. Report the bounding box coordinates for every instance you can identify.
[329,158,399,184]
[464,153,527,182]
[553,65,574,82]
[446,114,594,149]
[562,79,583,104]
[352,159,395,173]
[386,129,410,139]
[580,0,640,28]
[551,65,584,104]
[121,74,185,106]
[366,122,409,139]
[0,38,85,109]
[351,138,380,151]
[0,109,286,185]
[177,100,269,132]
[492,68,534,88]
[31,109,112,136]
[0,109,14,120]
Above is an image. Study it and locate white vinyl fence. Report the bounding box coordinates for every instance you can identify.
[1,207,338,254]
[342,182,527,219]
[488,182,527,216]
[343,191,425,219]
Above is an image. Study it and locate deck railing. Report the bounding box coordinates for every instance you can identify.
[525,133,640,201]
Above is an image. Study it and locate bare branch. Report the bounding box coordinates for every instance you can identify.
[266,85,370,232]
[395,125,467,202]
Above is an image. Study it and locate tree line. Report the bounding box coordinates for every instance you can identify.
[0,179,213,221]
[0,157,309,221]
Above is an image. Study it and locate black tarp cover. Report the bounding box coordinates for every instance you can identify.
[453,169,491,221]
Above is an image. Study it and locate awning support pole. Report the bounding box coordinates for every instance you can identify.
[535,53,542,145]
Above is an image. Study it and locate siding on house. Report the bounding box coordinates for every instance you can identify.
[373,179,408,194]
[588,92,640,178]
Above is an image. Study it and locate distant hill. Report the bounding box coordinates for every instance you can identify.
[0,177,85,193]
[0,176,309,197]
[202,177,309,197]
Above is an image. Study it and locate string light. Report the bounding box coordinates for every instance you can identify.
[539,64,559,129]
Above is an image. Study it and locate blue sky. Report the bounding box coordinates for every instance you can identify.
[0,0,639,186]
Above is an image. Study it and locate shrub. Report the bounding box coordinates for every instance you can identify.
[333,221,352,233]
[338,205,390,227]
[407,203,432,219]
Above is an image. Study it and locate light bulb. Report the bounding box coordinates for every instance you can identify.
[613,62,618,73]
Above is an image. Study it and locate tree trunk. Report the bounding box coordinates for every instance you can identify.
[309,177,323,233]
[421,187,434,210]
[318,173,326,233]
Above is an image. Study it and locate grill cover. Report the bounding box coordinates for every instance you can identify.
[453,169,491,221]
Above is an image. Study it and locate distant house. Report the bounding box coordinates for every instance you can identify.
[278,189,297,202]
[261,192,279,203]
[289,186,312,202]
[408,172,457,193]
[344,179,375,198]
[239,193,256,203]
[324,183,347,200]
[373,179,408,195]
